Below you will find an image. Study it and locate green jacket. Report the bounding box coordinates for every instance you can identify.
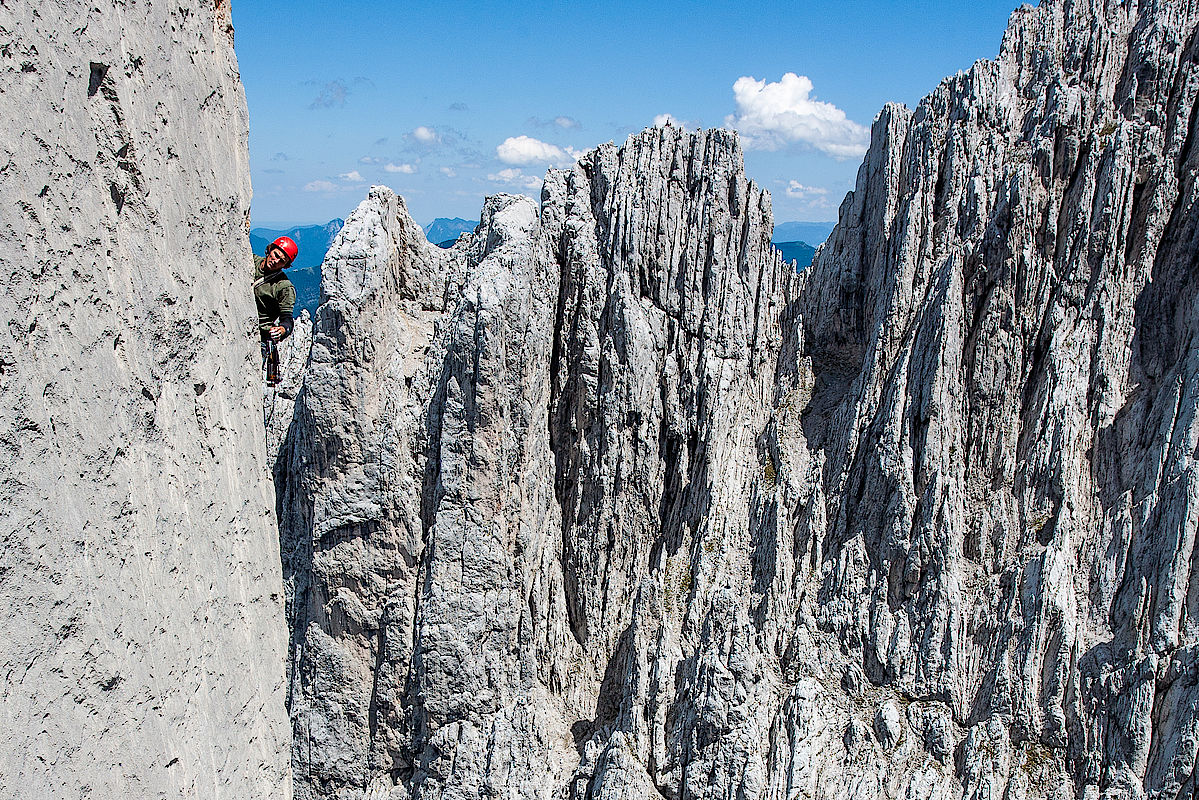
[253,255,296,339]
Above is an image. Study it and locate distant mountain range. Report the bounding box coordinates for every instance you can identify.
[250,220,344,315]
[772,221,834,245]
[250,219,344,269]
[424,217,476,248]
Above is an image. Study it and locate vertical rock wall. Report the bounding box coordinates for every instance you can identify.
[0,1,291,797]
[266,309,313,465]
[774,0,1199,797]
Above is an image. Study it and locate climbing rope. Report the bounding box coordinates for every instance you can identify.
[264,339,280,428]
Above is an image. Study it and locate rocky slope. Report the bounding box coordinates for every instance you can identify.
[277,1,1199,799]
[0,1,291,797]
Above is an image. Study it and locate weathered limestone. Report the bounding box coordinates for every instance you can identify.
[278,1,1199,799]
[280,128,788,799]
[266,309,313,466]
[0,1,291,797]
[277,186,473,798]
[771,0,1199,797]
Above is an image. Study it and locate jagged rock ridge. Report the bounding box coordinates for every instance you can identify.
[0,1,291,797]
[279,127,786,799]
[278,1,1199,799]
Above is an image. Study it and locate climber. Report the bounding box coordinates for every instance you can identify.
[253,235,298,386]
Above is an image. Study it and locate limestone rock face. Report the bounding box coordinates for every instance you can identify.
[277,185,472,797]
[279,129,786,800]
[266,309,313,466]
[781,1,1199,797]
[278,1,1199,799]
[0,1,291,797]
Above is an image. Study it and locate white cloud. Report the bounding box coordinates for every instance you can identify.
[725,73,868,159]
[439,166,457,178]
[785,181,829,201]
[385,162,416,174]
[412,125,439,143]
[303,180,339,192]
[487,167,542,190]
[554,115,581,129]
[339,170,365,182]
[496,135,578,166]
[653,113,681,128]
[359,156,383,165]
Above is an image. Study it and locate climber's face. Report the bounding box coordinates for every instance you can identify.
[265,245,291,271]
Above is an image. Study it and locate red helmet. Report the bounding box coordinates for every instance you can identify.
[270,236,299,264]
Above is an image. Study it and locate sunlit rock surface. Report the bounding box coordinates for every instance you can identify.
[0,1,291,797]
[266,309,313,466]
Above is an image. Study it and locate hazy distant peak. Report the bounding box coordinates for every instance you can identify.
[771,220,834,244]
[423,217,478,247]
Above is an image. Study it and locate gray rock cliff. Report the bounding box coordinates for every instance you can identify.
[277,1,1199,799]
[784,1,1199,796]
[0,1,291,797]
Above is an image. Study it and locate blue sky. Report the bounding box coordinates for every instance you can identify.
[234,1,1024,228]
